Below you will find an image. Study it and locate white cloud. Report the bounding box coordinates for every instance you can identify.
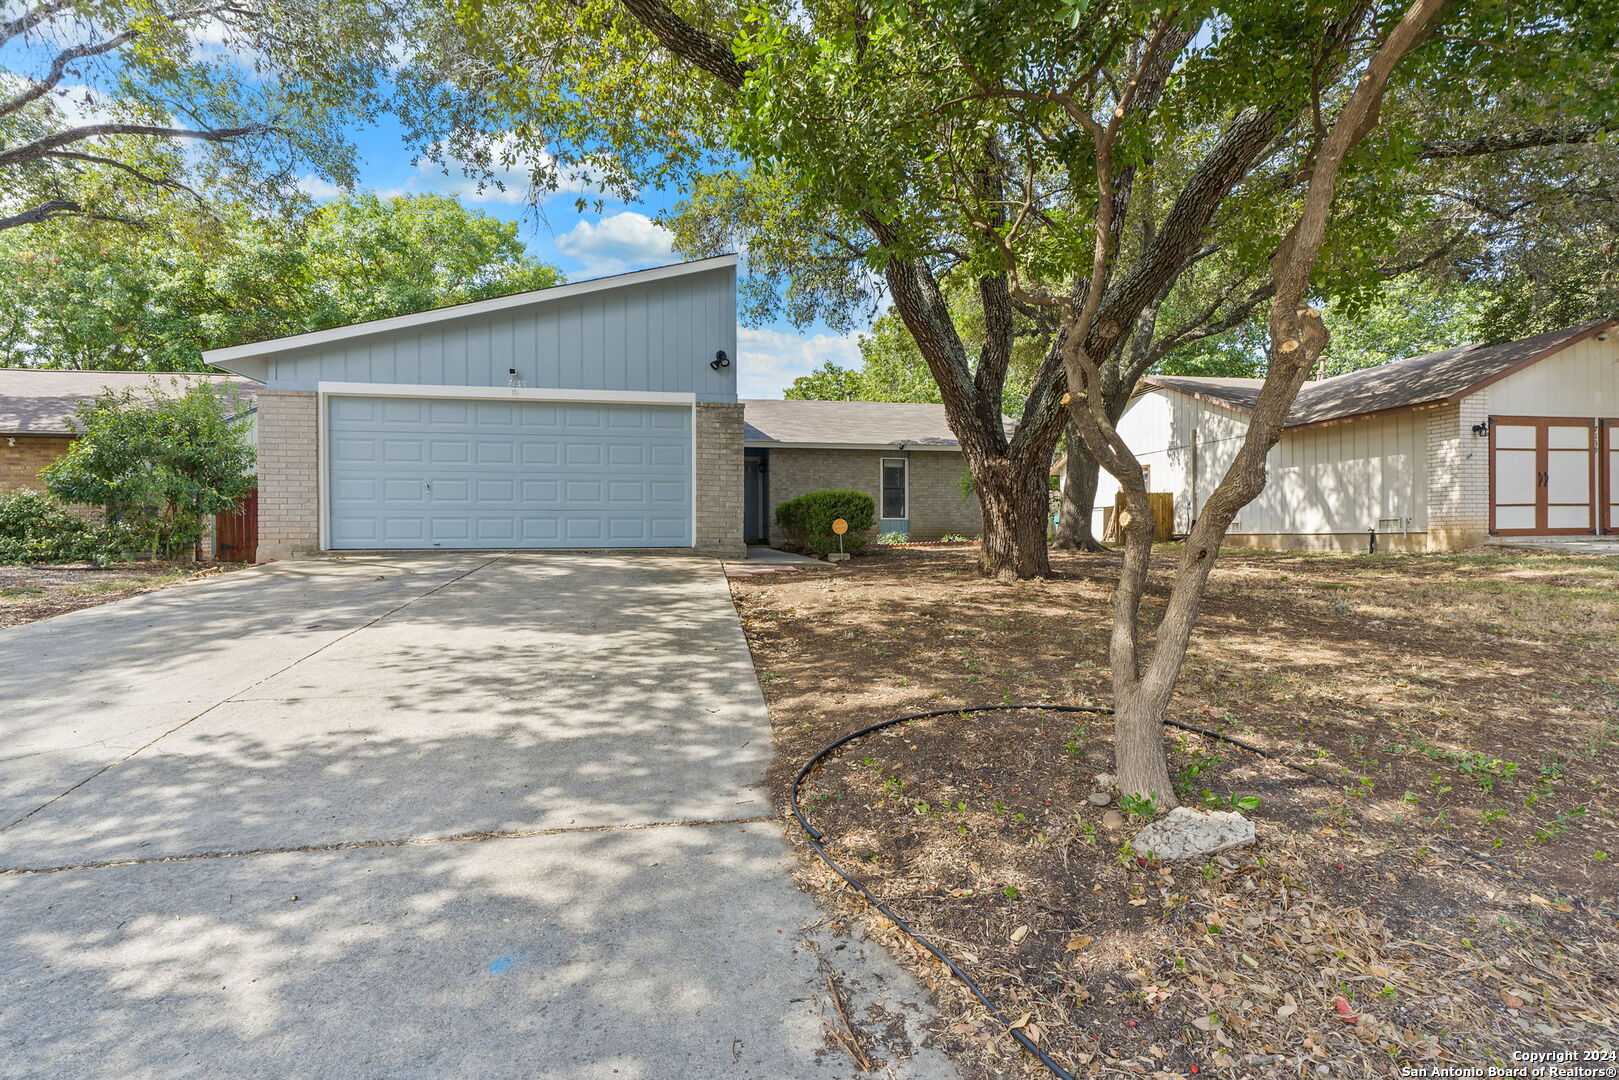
[47,84,116,126]
[410,136,606,206]
[296,174,347,200]
[554,211,676,278]
[737,327,863,399]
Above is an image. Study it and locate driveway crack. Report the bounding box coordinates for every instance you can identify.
[0,814,775,876]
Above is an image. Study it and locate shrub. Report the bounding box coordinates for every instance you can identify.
[0,490,123,563]
[775,489,876,555]
[42,378,255,561]
[877,531,910,544]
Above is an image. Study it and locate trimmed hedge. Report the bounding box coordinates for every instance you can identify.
[775,489,876,555]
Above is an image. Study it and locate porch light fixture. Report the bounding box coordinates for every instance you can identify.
[1471,421,1490,438]
[710,350,731,370]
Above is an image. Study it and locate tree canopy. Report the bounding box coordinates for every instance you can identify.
[1,0,396,231]
[0,192,563,369]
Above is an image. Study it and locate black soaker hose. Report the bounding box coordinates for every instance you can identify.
[788,704,1618,1080]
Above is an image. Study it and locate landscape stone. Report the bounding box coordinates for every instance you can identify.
[1130,806,1256,861]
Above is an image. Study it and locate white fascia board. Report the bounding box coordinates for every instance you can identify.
[202,255,739,366]
[319,383,696,405]
[743,440,962,452]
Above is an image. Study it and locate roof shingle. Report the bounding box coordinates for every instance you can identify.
[1147,320,1614,427]
[0,370,261,436]
[742,398,1008,449]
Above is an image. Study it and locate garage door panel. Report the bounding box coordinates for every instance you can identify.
[328,396,692,549]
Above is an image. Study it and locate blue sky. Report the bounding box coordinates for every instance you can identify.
[305,115,867,399]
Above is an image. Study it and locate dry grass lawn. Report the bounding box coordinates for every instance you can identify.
[731,545,1619,1079]
[0,563,240,628]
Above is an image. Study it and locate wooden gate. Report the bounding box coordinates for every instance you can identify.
[215,489,258,563]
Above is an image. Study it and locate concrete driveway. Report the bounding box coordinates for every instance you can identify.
[0,553,953,1080]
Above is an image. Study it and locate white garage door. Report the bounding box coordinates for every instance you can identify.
[327,396,693,549]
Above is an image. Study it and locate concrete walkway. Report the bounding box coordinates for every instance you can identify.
[0,553,952,1080]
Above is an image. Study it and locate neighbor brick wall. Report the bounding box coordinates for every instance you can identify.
[0,436,74,492]
[256,390,320,561]
[695,402,745,557]
[1425,398,1491,549]
[765,448,983,543]
[905,450,982,539]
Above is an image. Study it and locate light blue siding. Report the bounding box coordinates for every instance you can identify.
[264,267,737,403]
[327,396,693,549]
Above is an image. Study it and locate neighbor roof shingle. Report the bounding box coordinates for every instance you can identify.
[0,369,261,436]
[1146,320,1614,427]
[741,398,1010,448]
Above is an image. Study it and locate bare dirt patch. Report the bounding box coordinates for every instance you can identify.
[732,546,1619,1078]
[0,563,243,628]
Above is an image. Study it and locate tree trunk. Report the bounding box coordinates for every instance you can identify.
[1051,427,1107,551]
[1112,679,1180,810]
[973,453,1053,580]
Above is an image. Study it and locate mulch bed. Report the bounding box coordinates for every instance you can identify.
[0,563,242,628]
[731,547,1619,1078]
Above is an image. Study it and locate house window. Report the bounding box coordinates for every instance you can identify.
[881,457,908,519]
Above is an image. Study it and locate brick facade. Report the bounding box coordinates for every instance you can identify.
[1424,397,1491,549]
[694,402,746,557]
[0,435,74,492]
[256,390,321,561]
[764,447,982,543]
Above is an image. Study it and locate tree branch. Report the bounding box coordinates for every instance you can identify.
[616,0,748,89]
[0,122,265,169]
[1419,123,1611,160]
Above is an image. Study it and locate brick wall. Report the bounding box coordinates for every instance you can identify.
[694,402,745,557]
[1425,399,1491,548]
[0,436,74,492]
[905,450,982,538]
[257,390,320,561]
[765,447,983,543]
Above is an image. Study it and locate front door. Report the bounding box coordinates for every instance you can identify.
[743,451,767,543]
[1490,417,1595,535]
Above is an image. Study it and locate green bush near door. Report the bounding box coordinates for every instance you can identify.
[775,489,876,555]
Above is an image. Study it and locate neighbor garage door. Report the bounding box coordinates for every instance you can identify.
[327,396,692,549]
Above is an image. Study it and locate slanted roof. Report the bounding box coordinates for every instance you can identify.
[201,255,738,378]
[0,369,260,436]
[1147,320,1616,428]
[742,398,1008,450]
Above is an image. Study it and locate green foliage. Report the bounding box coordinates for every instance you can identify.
[2,0,397,231]
[784,293,1038,415]
[42,380,256,560]
[0,195,563,370]
[0,491,117,564]
[774,489,877,555]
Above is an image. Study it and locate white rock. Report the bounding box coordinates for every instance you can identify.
[1130,807,1256,861]
[1087,792,1112,806]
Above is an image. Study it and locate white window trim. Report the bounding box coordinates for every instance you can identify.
[318,382,696,406]
[316,385,697,552]
[879,456,909,521]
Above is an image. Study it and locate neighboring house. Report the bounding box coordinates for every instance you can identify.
[201,256,994,561]
[1094,320,1619,551]
[741,399,987,543]
[0,370,260,494]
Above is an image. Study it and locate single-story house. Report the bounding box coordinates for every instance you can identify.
[741,399,985,544]
[200,256,989,561]
[0,369,259,493]
[1094,320,1619,551]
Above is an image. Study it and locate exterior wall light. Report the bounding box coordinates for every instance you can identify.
[711,350,731,370]
[1471,421,1490,438]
